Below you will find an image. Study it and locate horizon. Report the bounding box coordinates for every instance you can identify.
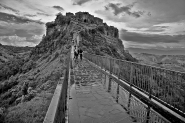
[0,0,185,54]
[126,47,185,55]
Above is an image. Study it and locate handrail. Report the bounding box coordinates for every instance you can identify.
[84,52,185,123]
[43,48,71,123]
[87,52,185,74]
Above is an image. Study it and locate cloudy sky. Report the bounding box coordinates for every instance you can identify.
[0,0,185,54]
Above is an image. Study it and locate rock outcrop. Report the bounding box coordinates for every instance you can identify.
[31,12,136,61]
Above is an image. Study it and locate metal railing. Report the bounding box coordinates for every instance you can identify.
[84,53,185,123]
[43,49,71,123]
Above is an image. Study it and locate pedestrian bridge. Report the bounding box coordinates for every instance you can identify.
[43,49,185,123]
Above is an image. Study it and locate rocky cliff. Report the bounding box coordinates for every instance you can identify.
[31,12,136,61]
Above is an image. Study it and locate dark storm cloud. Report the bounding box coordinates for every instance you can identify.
[0,29,15,36]
[25,38,41,43]
[131,11,145,18]
[0,3,19,13]
[105,6,109,10]
[37,12,50,16]
[6,0,45,13]
[96,0,185,29]
[26,4,46,13]
[0,28,44,40]
[0,11,45,46]
[145,29,164,32]
[0,24,45,37]
[29,29,44,36]
[106,3,144,18]
[120,29,185,44]
[72,0,92,5]
[108,3,130,15]
[52,6,64,11]
[156,26,169,29]
[14,29,33,37]
[24,14,37,17]
[134,0,185,23]
[0,26,5,29]
[144,26,169,32]
[0,12,44,24]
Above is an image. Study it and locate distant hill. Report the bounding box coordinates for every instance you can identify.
[0,43,15,64]
[132,52,185,72]
[0,43,33,65]
[2,45,33,53]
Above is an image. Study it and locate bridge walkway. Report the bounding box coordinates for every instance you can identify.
[68,59,135,123]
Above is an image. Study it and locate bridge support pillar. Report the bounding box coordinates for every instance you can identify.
[128,64,133,114]
[108,76,112,92]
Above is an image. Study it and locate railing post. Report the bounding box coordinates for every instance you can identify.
[100,57,102,69]
[101,73,104,85]
[97,56,99,66]
[149,67,153,99]
[110,58,112,74]
[146,67,153,123]
[99,56,100,69]
[105,57,107,70]
[118,60,121,79]
[104,73,106,87]
[108,58,112,92]
[112,59,115,75]
[128,64,133,114]
[116,84,119,103]
[103,57,105,69]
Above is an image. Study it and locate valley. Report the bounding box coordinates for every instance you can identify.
[131,52,185,72]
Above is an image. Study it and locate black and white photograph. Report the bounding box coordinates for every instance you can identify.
[0,0,185,123]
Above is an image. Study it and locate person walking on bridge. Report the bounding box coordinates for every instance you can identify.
[78,48,83,61]
[74,46,79,62]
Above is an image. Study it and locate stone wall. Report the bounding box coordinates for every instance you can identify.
[74,12,103,25]
[66,12,74,17]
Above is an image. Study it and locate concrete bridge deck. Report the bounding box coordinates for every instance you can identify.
[68,60,135,123]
